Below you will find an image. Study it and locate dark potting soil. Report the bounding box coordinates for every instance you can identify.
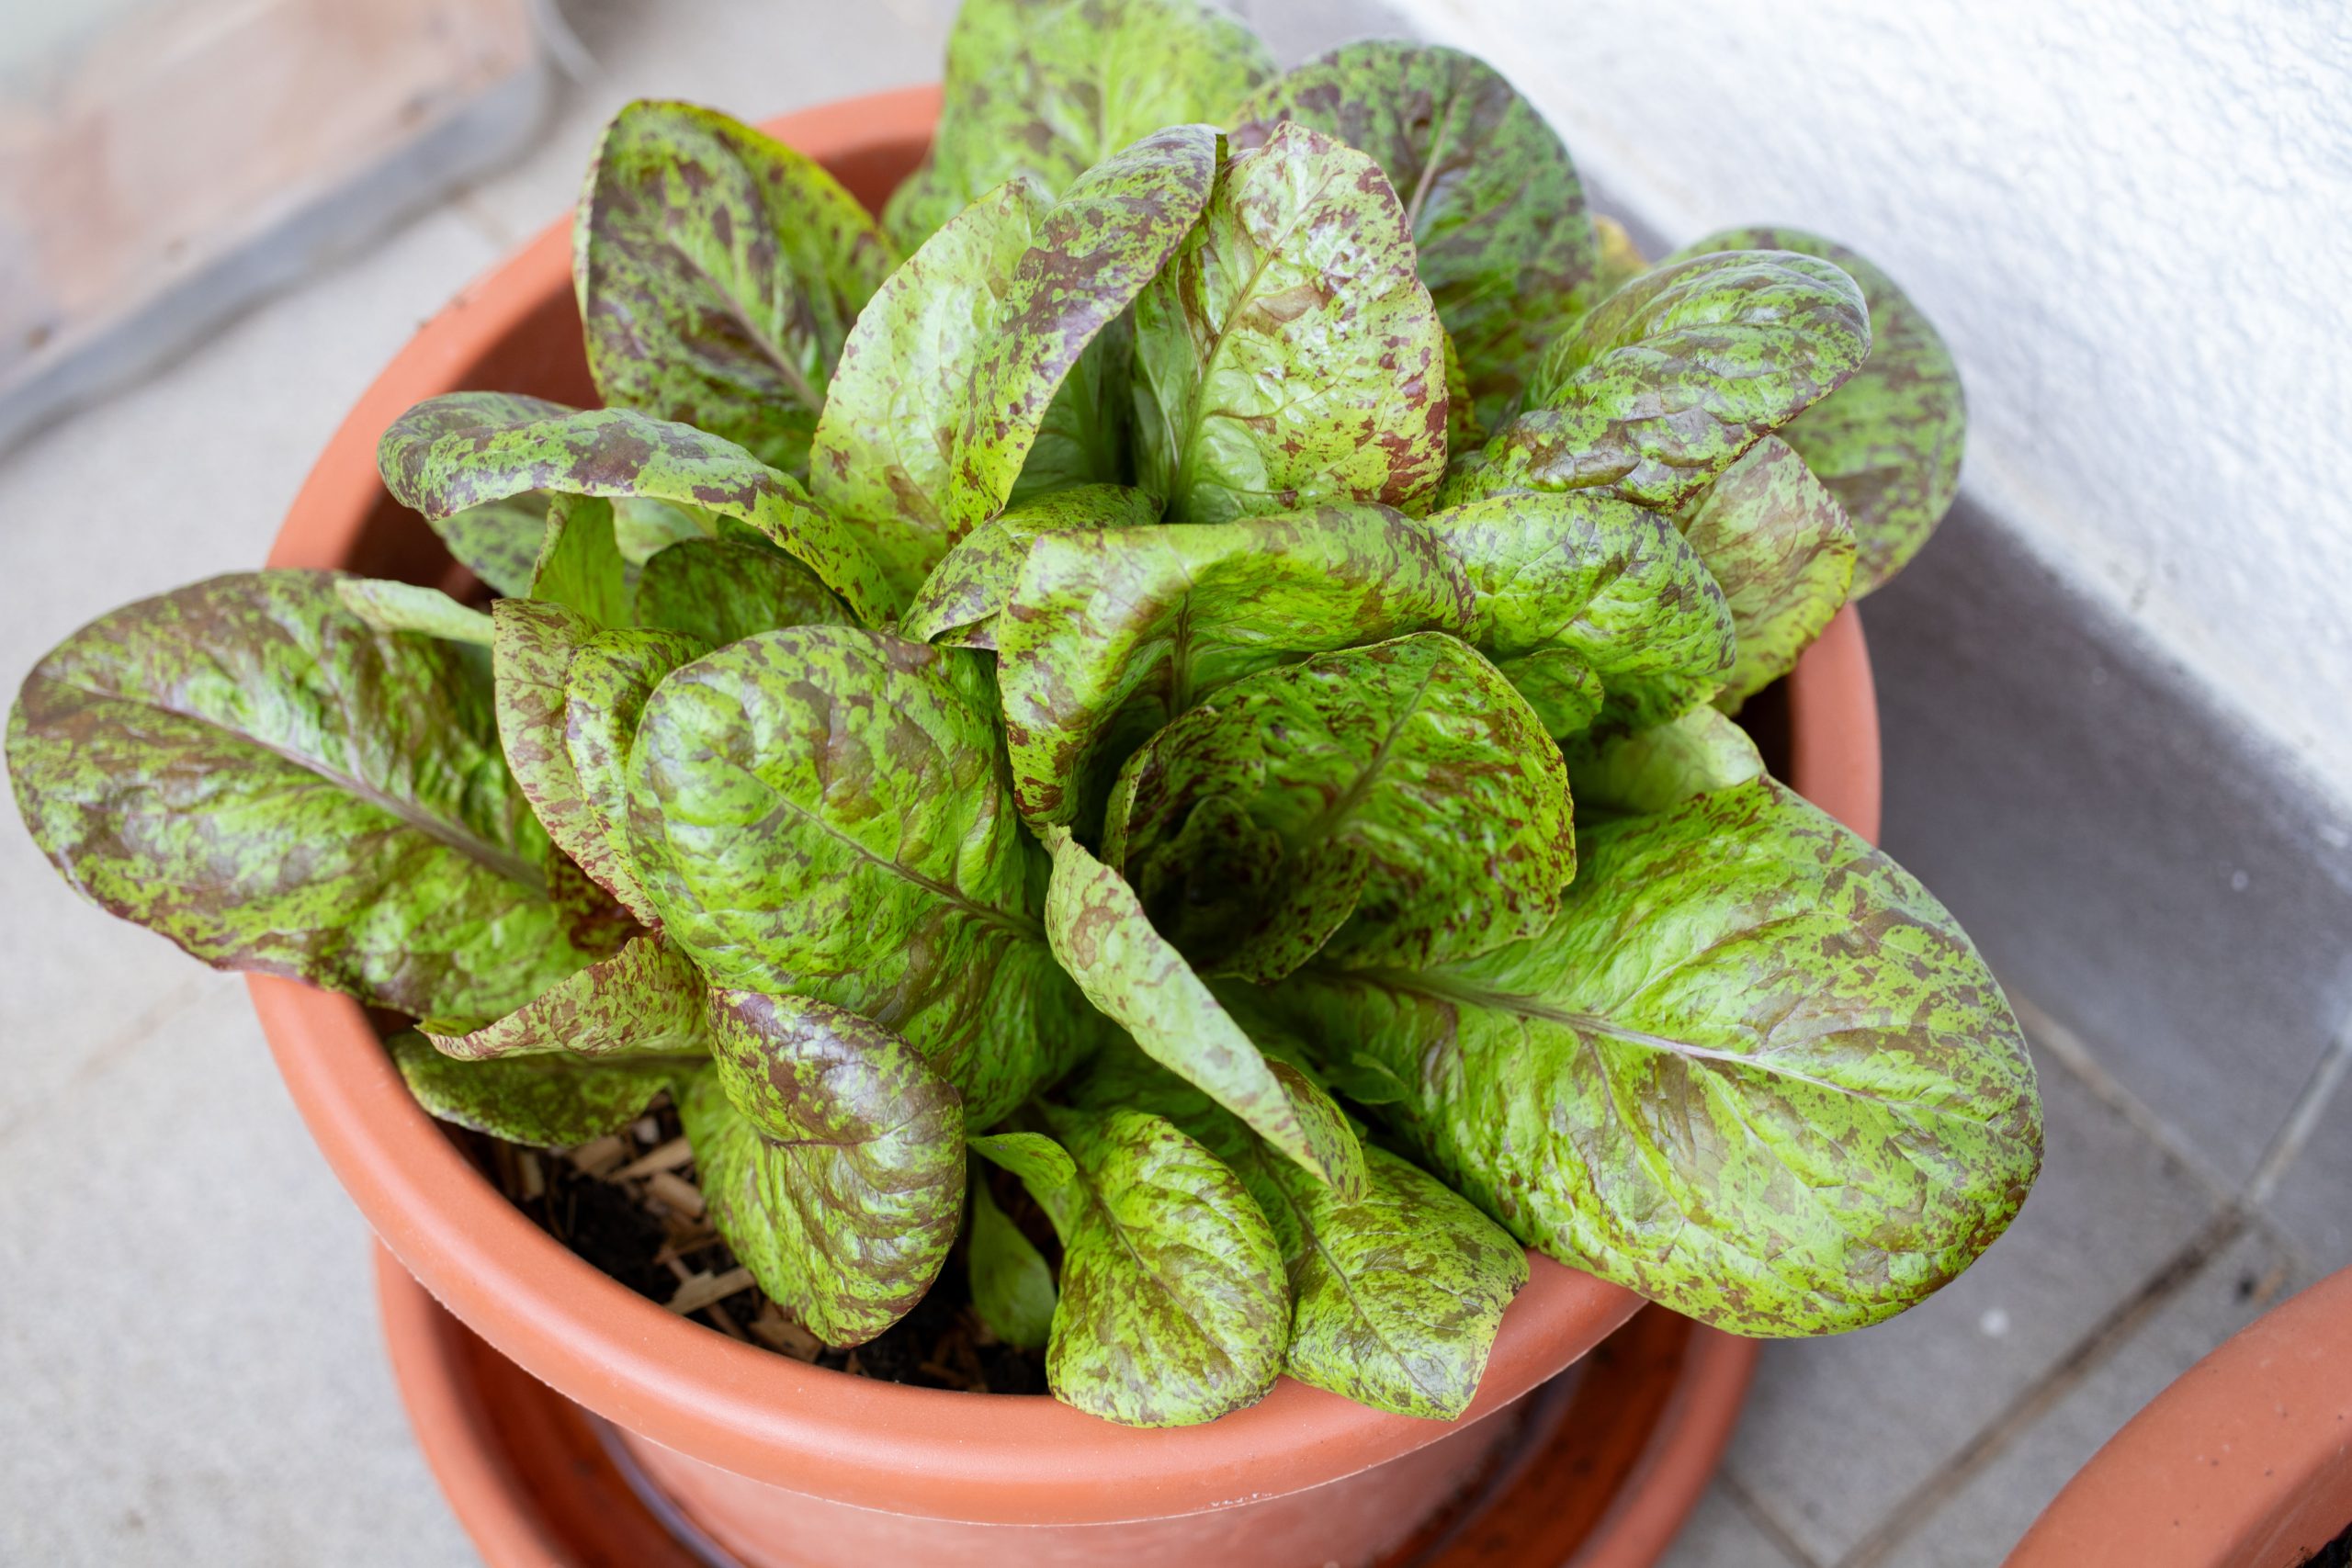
[2307,1518,2352,1568]
[460,1095,1049,1395]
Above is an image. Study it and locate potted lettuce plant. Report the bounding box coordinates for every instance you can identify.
[6,0,2039,1558]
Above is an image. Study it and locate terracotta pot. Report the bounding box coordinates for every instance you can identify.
[254,85,1884,1567]
[2006,1266,2352,1568]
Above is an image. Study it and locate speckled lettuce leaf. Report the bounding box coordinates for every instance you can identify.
[6,571,590,1019]
[1564,705,1763,818]
[1674,228,1962,594]
[632,537,851,648]
[1270,778,2042,1336]
[968,1176,1057,1351]
[575,100,896,476]
[421,932,707,1061]
[613,496,717,565]
[389,1032,668,1147]
[1675,436,1855,709]
[626,626,1091,1123]
[379,393,891,624]
[559,625,708,927]
[527,494,627,626]
[492,599,644,919]
[1488,648,1602,739]
[998,1106,1289,1427]
[427,497,545,598]
[1106,633,1573,982]
[1430,491,1735,732]
[1447,251,1870,513]
[686,989,965,1347]
[1068,1040,1522,1419]
[813,129,1215,594]
[901,484,1160,649]
[1041,826,1363,1192]
[883,0,1272,249]
[1230,40,1596,427]
[1592,215,1647,296]
[334,578,492,645]
[1133,122,1448,524]
[995,506,1473,828]
[1011,320,1136,503]
[969,1129,1078,1190]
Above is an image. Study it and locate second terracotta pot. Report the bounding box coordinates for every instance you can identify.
[253,84,1885,1568]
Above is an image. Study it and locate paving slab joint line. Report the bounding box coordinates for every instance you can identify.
[2245,1005,2352,1209]
[1830,1203,2255,1568]
[1720,1470,1832,1568]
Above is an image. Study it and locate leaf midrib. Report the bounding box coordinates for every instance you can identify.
[768,792,1042,942]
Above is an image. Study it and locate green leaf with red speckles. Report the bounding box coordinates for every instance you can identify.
[1231,40,1598,429]
[527,494,628,626]
[6,570,592,1019]
[687,989,965,1347]
[575,100,897,478]
[1103,633,1573,982]
[1445,250,1871,513]
[1672,228,1964,595]
[378,392,892,624]
[1674,435,1856,709]
[427,496,547,598]
[967,1177,1057,1352]
[883,0,1272,250]
[901,484,1161,649]
[422,933,707,1060]
[1063,1039,1521,1420]
[625,626,1095,1124]
[1041,826,1363,1192]
[631,537,852,648]
[390,1032,672,1147]
[812,127,1216,597]
[334,578,493,644]
[1265,778,2043,1336]
[1133,122,1450,525]
[555,625,709,927]
[993,505,1474,829]
[1564,705,1763,818]
[989,1104,1288,1427]
[492,598,649,921]
[1427,491,1735,733]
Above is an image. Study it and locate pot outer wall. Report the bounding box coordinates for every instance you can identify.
[2006,1265,2352,1568]
[261,85,1882,1568]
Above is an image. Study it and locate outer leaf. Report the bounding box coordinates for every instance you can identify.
[632,537,850,648]
[576,100,896,474]
[1132,122,1449,524]
[1272,779,2042,1336]
[1565,705,1763,818]
[1231,41,1597,426]
[1430,492,1735,732]
[561,626,709,926]
[626,626,1091,1123]
[1106,633,1574,980]
[334,578,493,645]
[1041,828,1362,1193]
[528,494,627,626]
[968,1178,1057,1352]
[814,129,1215,592]
[900,485,1160,648]
[1675,227,1963,594]
[493,600,638,916]
[390,1032,666,1147]
[1447,251,1870,513]
[422,934,706,1061]
[6,571,587,1019]
[690,990,965,1347]
[883,0,1272,249]
[427,497,545,598]
[379,393,891,624]
[994,506,1474,828]
[1675,436,1855,709]
[1015,1105,1288,1427]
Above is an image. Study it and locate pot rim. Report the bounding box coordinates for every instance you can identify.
[254,82,1882,1529]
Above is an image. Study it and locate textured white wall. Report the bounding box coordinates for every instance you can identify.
[1392,0,2352,795]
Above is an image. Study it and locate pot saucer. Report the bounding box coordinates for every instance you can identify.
[375,1246,1756,1568]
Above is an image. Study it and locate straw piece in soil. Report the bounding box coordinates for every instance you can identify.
[614,1135,694,1180]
